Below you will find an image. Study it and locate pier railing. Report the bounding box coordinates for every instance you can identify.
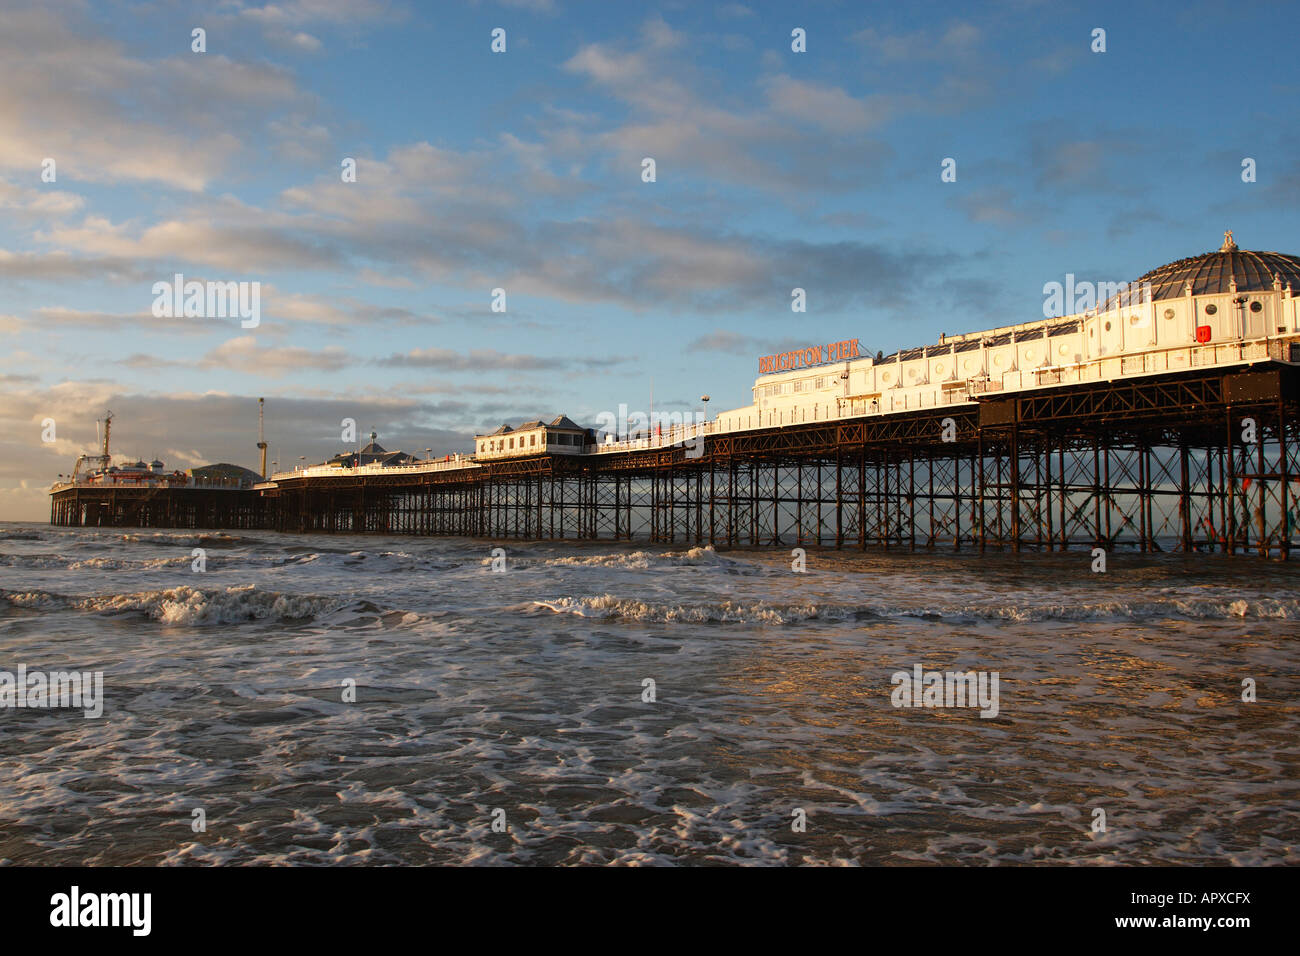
[971,338,1285,395]
[267,455,480,482]
[48,477,251,493]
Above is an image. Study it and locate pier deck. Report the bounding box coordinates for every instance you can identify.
[50,364,1300,557]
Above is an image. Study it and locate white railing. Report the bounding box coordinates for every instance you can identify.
[48,477,250,492]
[267,454,480,482]
[971,338,1288,396]
[594,418,716,454]
[591,386,990,453]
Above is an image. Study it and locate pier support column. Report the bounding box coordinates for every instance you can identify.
[1280,396,1292,559]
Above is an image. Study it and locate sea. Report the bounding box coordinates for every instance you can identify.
[0,521,1296,866]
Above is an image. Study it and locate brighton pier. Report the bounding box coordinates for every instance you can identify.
[51,235,1300,559]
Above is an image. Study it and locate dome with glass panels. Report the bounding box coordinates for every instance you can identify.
[1134,231,1300,301]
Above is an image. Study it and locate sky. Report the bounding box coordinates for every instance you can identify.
[2,0,1297,520]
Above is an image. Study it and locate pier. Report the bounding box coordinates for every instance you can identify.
[49,480,269,530]
[51,363,1299,558]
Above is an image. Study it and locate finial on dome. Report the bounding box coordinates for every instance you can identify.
[1221,229,1237,252]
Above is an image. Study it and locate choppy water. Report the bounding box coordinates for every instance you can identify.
[0,521,1297,865]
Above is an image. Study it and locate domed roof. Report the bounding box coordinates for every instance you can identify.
[1136,231,1300,301]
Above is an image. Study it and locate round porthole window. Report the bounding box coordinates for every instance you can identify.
[1025,349,1035,361]
[1164,308,1176,320]
[1205,304,1217,315]
[1058,344,1069,356]
[1104,321,1112,331]
[963,359,973,371]
[882,372,892,384]
[908,368,916,379]
[994,355,1004,367]
[936,363,945,374]
[1250,301,1262,312]
[1129,315,1141,325]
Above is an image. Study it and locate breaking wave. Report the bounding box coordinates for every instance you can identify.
[547,545,739,569]
[117,531,253,546]
[532,594,1300,625]
[0,553,196,570]
[0,584,346,625]
[480,545,750,572]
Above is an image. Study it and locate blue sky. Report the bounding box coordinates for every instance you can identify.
[2,0,1297,518]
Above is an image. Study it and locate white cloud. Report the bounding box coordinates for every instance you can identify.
[198,336,351,375]
[0,5,317,190]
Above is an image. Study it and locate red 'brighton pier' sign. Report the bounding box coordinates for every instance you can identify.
[759,338,860,374]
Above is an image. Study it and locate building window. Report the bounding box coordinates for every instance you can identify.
[1164,309,1176,320]
[531,434,537,446]
[1205,304,1217,315]
[1250,301,1262,312]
